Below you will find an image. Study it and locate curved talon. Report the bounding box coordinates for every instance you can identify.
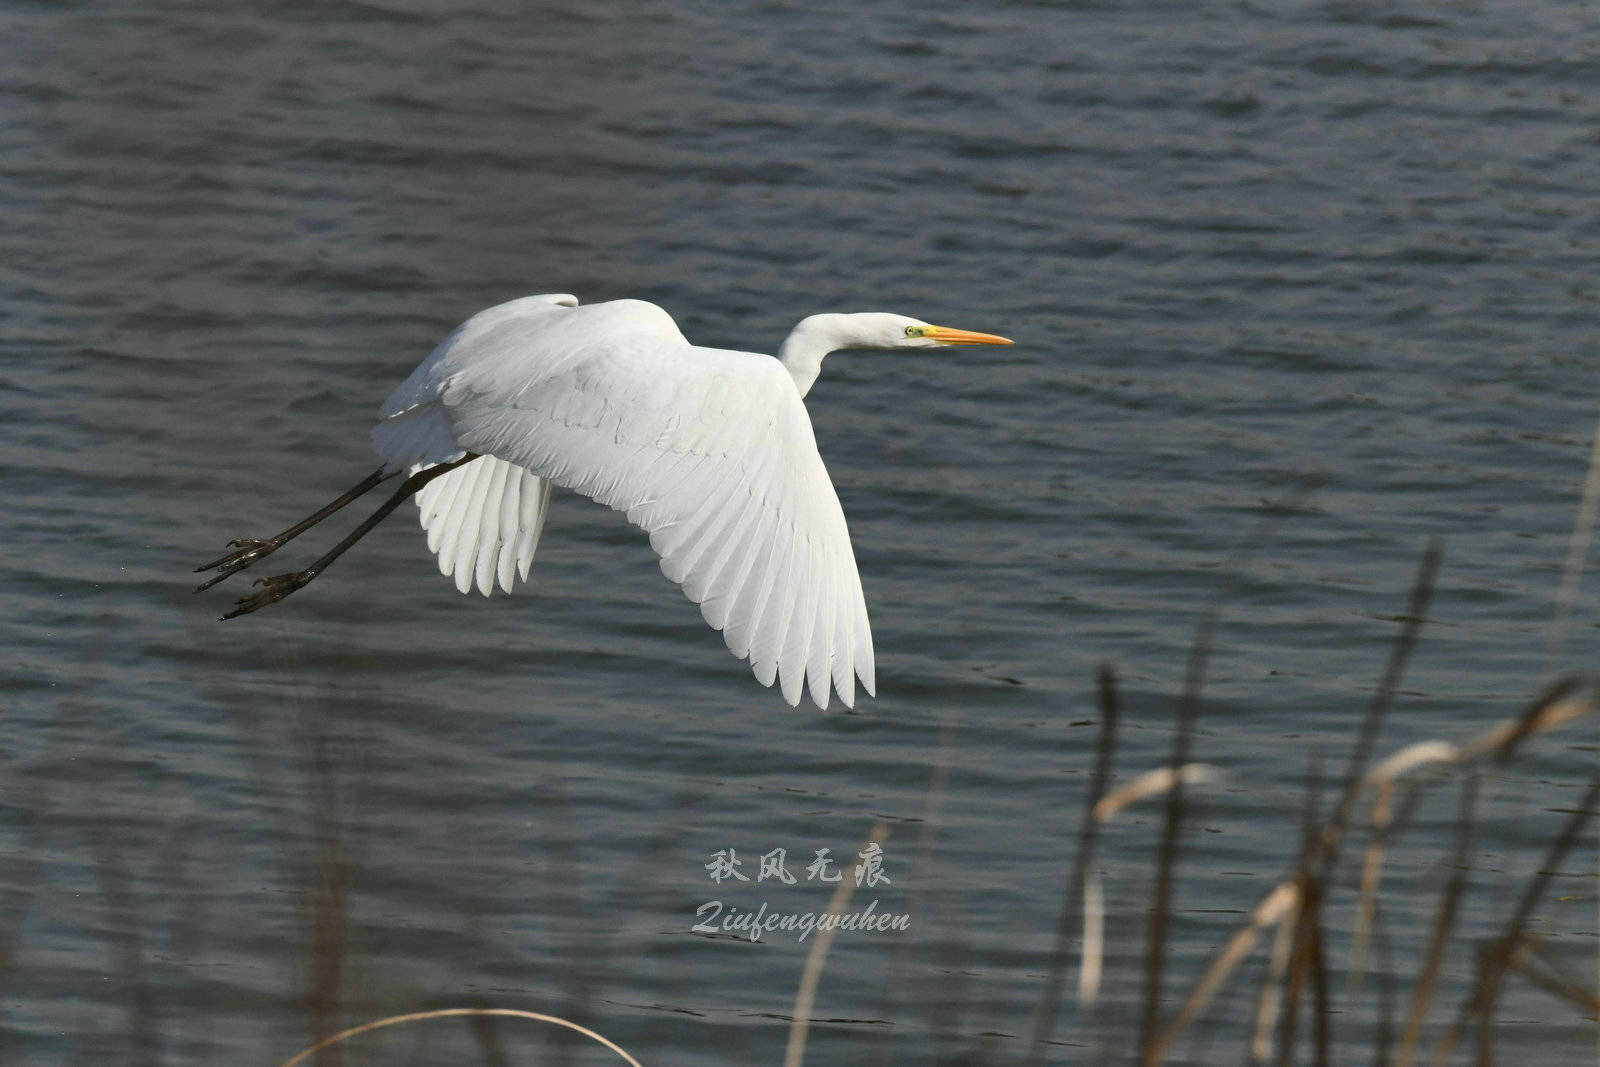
[221,571,310,619]
[196,538,274,572]
[194,538,284,592]
[194,574,226,594]
[194,560,259,593]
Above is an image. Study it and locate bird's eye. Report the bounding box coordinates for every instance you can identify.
[904,325,922,337]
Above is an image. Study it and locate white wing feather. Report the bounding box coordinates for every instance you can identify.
[410,456,551,595]
[371,295,874,709]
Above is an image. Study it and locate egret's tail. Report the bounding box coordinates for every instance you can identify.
[411,456,552,596]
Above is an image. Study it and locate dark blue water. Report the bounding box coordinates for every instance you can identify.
[5,1,1600,1062]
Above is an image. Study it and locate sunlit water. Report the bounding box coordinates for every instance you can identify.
[5,1,1600,1062]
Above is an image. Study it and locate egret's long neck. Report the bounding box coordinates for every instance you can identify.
[777,314,852,398]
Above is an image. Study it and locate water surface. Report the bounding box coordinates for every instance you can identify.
[4,1,1600,1062]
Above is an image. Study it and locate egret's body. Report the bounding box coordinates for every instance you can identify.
[196,294,1011,709]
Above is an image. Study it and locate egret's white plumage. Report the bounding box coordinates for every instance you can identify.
[202,293,1011,710]
[411,455,551,596]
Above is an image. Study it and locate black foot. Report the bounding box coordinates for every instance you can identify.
[221,571,312,619]
[194,538,281,592]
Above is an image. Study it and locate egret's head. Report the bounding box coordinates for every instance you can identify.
[795,312,1014,352]
[884,315,1014,350]
[778,311,1013,396]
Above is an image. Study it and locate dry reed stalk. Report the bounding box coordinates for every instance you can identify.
[1276,881,1329,1067]
[784,821,889,1067]
[1147,540,1441,1061]
[1135,479,1316,1065]
[1431,771,1600,1064]
[1028,664,1121,1057]
[1116,548,1600,1063]
[1374,909,1397,1066]
[1547,402,1600,660]
[1275,753,1331,1067]
[1347,742,1458,993]
[297,711,350,1067]
[1546,410,1600,1067]
[1273,540,1438,1010]
[1140,629,1213,1066]
[1283,536,1444,1018]
[1081,762,1222,1015]
[1080,872,1105,1004]
[1455,690,1594,764]
[874,712,961,1064]
[1317,540,1444,858]
[1302,907,1331,1067]
[1395,774,1479,1067]
[1093,765,1225,822]
[85,817,160,1066]
[1345,690,1596,989]
[1121,877,1298,1063]
[1360,685,1597,1013]
[275,1008,642,1067]
[1508,938,1600,1015]
[1249,886,1301,1063]
[1348,815,1389,999]
[1365,742,1462,787]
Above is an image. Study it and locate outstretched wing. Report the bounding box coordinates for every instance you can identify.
[372,296,874,710]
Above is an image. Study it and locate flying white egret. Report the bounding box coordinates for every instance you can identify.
[196,294,1012,708]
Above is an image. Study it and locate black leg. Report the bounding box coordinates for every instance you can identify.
[220,454,480,620]
[195,467,394,592]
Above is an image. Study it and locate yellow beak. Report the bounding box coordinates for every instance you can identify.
[924,325,1014,346]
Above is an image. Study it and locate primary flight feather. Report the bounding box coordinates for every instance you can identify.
[196,293,1012,709]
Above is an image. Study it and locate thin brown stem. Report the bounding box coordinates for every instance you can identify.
[1028,664,1121,1060]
